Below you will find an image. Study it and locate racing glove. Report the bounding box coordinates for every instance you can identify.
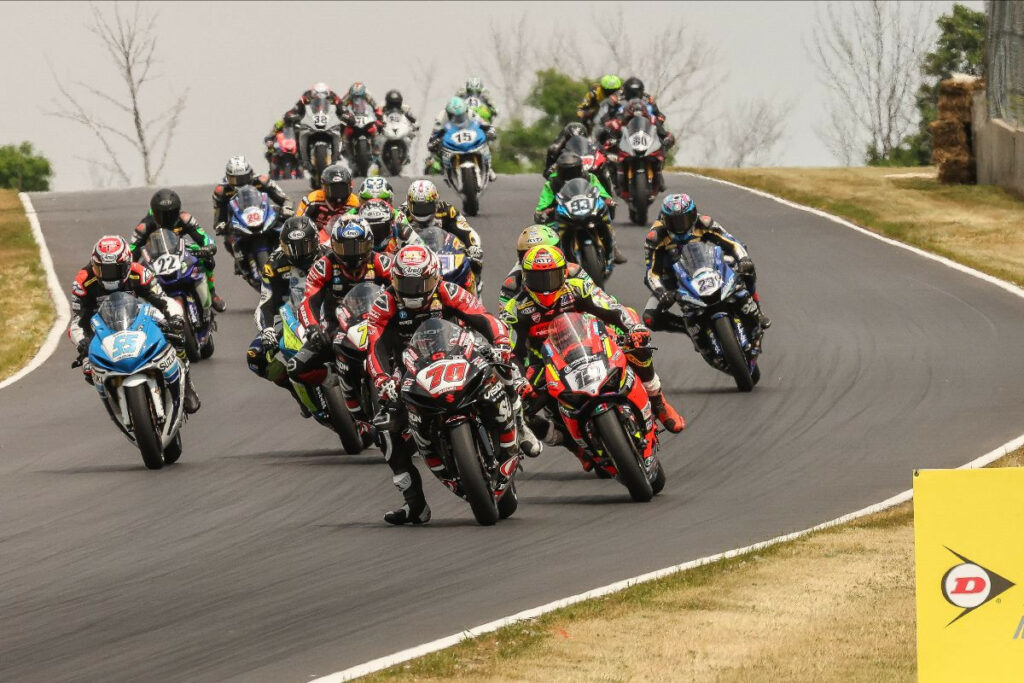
[494,341,514,364]
[260,327,278,348]
[627,324,652,348]
[214,221,227,236]
[736,257,755,275]
[193,244,217,259]
[467,245,483,262]
[305,323,330,351]
[280,202,296,219]
[657,288,676,306]
[376,377,398,405]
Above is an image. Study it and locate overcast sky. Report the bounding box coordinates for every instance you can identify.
[0,0,982,191]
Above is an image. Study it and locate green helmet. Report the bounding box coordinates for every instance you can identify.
[517,224,561,260]
[599,74,622,92]
[445,96,469,124]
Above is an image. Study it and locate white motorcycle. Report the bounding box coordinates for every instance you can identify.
[298,95,344,188]
[380,110,417,176]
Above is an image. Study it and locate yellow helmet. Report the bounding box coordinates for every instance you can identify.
[521,245,567,308]
[516,224,561,260]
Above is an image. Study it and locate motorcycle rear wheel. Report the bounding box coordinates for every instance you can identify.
[126,384,164,470]
[580,242,606,287]
[323,374,364,454]
[449,421,498,525]
[461,166,479,217]
[595,410,653,502]
[713,316,754,392]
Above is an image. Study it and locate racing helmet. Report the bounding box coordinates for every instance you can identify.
[225,155,253,187]
[279,216,320,271]
[392,244,441,310]
[599,74,622,93]
[562,122,587,139]
[622,77,645,101]
[660,194,698,234]
[312,82,330,98]
[465,77,484,95]
[406,179,439,225]
[357,175,394,203]
[91,235,133,291]
[348,82,367,100]
[445,96,469,125]
[327,217,374,272]
[321,164,353,209]
[516,224,561,261]
[384,89,403,109]
[358,198,396,249]
[521,244,568,308]
[149,188,181,229]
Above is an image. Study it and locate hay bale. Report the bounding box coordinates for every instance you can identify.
[937,76,984,122]
[937,154,976,184]
[929,118,967,151]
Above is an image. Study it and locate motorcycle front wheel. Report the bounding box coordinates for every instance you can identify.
[126,383,164,470]
[323,373,364,454]
[311,143,331,187]
[449,421,498,525]
[354,138,371,176]
[630,171,649,226]
[163,432,183,465]
[595,410,653,502]
[713,316,754,392]
[460,166,480,217]
[384,145,404,177]
[580,241,606,287]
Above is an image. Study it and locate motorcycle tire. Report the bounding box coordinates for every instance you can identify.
[449,421,498,526]
[630,172,649,226]
[713,316,754,392]
[163,432,183,465]
[497,478,518,520]
[182,311,201,363]
[323,374,364,454]
[199,334,215,360]
[751,363,761,386]
[126,383,164,470]
[355,139,371,177]
[595,409,653,502]
[311,143,331,187]
[384,146,404,177]
[461,166,480,217]
[650,458,666,495]
[580,242,606,287]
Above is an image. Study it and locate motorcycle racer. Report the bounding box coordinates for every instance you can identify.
[295,165,360,239]
[643,193,771,331]
[544,122,590,173]
[576,74,622,132]
[425,97,497,181]
[455,76,499,121]
[285,82,344,120]
[69,235,200,413]
[382,89,418,125]
[212,156,294,247]
[397,179,483,280]
[131,189,226,312]
[353,198,419,254]
[355,176,395,206]
[498,224,565,309]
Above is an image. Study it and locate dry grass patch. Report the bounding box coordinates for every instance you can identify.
[0,190,54,381]
[678,166,1024,286]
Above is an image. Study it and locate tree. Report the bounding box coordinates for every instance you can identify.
[51,3,187,186]
[901,4,987,165]
[706,97,790,168]
[808,1,933,165]
[0,142,53,191]
[480,13,533,121]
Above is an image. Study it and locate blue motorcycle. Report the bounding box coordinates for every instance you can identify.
[672,241,765,391]
[140,228,215,362]
[85,291,188,469]
[440,120,491,217]
[228,185,280,291]
[552,177,614,286]
[417,227,479,296]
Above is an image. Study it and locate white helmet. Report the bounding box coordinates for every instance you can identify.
[406,179,439,225]
[225,155,253,187]
[312,82,330,97]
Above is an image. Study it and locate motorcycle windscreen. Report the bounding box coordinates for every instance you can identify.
[565,136,597,170]
[340,281,382,320]
[145,229,181,259]
[544,313,604,364]
[406,318,472,366]
[97,291,142,332]
[676,241,720,277]
[621,116,659,154]
[235,186,263,211]
[556,178,598,217]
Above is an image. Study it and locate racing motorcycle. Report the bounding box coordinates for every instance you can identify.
[671,241,765,391]
[418,227,478,296]
[228,186,280,291]
[78,292,188,470]
[552,177,613,286]
[380,110,415,177]
[608,114,663,226]
[564,135,616,214]
[465,95,494,124]
[540,312,666,502]
[342,100,380,176]
[139,229,215,362]
[277,273,366,453]
[440,119,491,217]
[298,94,344,188]
[335,282,382,434]
[400,318,520,525]
[269,121,301,180]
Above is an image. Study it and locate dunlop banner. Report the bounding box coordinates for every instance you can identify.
[915,468,1024,681]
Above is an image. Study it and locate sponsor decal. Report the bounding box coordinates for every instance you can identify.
[499,455,519,478]
[941,549,1014,624]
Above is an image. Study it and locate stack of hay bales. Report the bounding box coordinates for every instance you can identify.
[930,75,984,184]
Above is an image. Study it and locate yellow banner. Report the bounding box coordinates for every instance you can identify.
[915,468,1024,681]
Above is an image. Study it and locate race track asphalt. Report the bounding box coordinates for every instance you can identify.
[1,173,1022,682]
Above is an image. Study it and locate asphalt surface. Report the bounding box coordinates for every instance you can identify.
[2,174,1023,681]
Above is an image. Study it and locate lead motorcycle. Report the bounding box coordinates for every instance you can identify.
[440,119,491,217]
[298,95,344,188]
[551,177,614,286]
[140,229,215,362]
[400,318,520,526]
[78,292,188,470]
[671,241,765,391]
[540,312,666,502]
[228,186,281,291]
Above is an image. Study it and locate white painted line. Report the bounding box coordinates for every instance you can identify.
[0,194,71,390]
[312,173,1024,682]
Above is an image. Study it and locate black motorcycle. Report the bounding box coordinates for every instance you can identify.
[551,177,614,285]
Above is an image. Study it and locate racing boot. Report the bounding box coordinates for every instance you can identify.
[183,371,201,414]
[517,414,542,457]
[613,245,628,264]
[210,285,227,313]
[753,293,771,329]
[488,168,497,182]
[648,391,684,433]
[384,467,432,526]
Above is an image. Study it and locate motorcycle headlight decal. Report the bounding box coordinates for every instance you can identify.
[564,359,608,395]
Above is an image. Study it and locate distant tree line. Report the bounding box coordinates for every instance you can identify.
[0,143,52,192]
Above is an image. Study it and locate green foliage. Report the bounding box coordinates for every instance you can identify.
[492,69,592,174]
[0,142,52,191]
[878,3,986,166]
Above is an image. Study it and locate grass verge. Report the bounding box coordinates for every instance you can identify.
[364,168,1024,681]
[0,190,54,381]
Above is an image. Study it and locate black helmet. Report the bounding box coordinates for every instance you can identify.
[622,77,645,101]
[279,216,320,271]
[384,89,403,109]
[555,151,583,182]
[150,188,181,229]
[563,122,587,139]
[320,164,352,209]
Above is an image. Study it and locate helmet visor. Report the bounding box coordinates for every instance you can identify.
[154,208,178,228]
[394,271,439,307]
[331,237,371,265]
[664,212,691,233]
[227,171,253,187]
[93,261,130,282]
[410,200,436,221]
[524,267,564,294]
[324,182,351,206]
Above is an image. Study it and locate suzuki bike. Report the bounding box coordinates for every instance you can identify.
[400,318,520,525]
[140,229,215,362]
[82,292,188,470]
[552,177,613,286]
[440,120,491,217]
[380,110,415,176]
[671,241,765,391]
[298,95,344,188]
[342,100,380,176]
[540,313,666,501]
[418,227,478,296]
[228,185,280,291]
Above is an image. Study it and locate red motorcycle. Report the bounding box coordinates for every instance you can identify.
[270,122,301,180]
[342,100,382,176]
[540,312,666,501]
[565,135,616,219]
[604,104,665,226]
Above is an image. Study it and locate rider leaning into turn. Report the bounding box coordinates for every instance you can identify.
[397,179,484,280]
[212,156,294,247]
[500,244,685,463]
[131,189,225,313]
[643,193,771,332]
[69,235,201,414]
[498,224,565,309]
[295,165,360,239]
